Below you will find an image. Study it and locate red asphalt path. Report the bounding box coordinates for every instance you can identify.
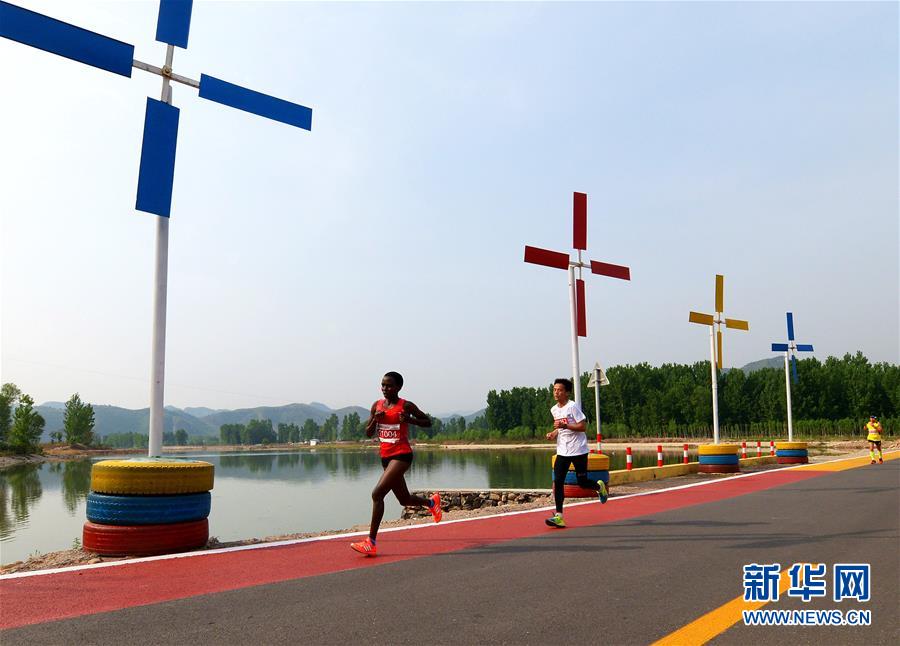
[1,468,822,630]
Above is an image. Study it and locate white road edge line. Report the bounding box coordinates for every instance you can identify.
[0,451,881,580]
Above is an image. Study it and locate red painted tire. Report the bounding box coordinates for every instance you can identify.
[777,456,809,464]
[562,484,599,498]
[698,464,740,474]
[83,519,209,556]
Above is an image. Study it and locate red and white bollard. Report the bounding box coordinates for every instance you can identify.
[597,432,602,454]
[626,446,633,470]
[657,445,664,467]
[683,443,689,464]
[741,441,747,459]
[769,440,775,456]
[756,440,761,457]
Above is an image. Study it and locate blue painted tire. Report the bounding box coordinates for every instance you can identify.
[563,470,609,485]
[776,449,808,458]
[552,470,610,484]
[86,492,211,525]
[699,455,739,465]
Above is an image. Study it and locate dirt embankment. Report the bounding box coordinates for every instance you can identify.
[0,446,139,470]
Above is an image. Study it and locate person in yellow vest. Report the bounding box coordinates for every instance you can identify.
[865,415,883,464]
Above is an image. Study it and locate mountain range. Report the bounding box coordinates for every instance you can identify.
[34,401,484,442]
[34,358,782,441]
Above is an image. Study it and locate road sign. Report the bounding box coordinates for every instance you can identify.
[587,363,609,388]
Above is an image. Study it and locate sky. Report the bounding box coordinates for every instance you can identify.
[1,0,898,415]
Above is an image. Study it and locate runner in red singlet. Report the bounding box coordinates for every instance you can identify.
[350,371,442,556]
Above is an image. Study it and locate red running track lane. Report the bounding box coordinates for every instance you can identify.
[1,468,822,630]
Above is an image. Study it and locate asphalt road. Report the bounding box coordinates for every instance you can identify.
[3,459,897,645]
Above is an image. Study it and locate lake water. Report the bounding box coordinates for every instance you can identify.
[0,447,690,564]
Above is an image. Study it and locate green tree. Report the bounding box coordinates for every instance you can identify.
[8,393,45,454]
[341,412,362,440]
[322,414,338,442]
[0,382,22,447]
[243,419,276,444]
[175,428,189,446]
[63,393,95,446]
[103,432,148,448]
[50,431,63,443]
[301,418,319,441]
[220,423,244,445]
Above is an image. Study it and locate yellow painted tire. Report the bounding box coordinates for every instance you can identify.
[698,444,740,456]
[91,459,214,495]
[775,441,808,450]
[552,453,610,471]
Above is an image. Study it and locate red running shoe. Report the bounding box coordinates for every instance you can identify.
[350,537,376,557]
[429,493,442,523]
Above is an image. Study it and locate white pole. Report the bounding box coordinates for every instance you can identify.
[567,264,581,408]
[148,45,175,458]
[784,351,793,442]
[148,217,169,457]
[594,370,601,448]
[709,325,720,444]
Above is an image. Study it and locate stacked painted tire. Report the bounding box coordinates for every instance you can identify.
[83,458,214,556]
[551,453,610,498]
[775,441,809,464]
[698,444,740,474]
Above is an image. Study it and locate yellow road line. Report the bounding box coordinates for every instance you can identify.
[795,449,899,472]
[653,452,895,644]
[651,562,839,646]
[652,569,792,645]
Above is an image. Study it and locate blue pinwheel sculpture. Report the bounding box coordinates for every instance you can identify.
[771,313,814,441]
[1,1,313,455]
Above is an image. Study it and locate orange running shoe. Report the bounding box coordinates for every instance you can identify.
[350,537,377,557]
[429,493,442,523]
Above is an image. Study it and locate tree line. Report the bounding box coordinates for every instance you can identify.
[471,352,897,440]
[213,411,481,446]
[100,429,201,448]
[5,351,895,452]
[218,412,366,445]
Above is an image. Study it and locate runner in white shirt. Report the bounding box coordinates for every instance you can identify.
[545,378,608,528]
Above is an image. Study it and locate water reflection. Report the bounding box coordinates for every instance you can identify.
[217,451,364,482]
[0,464,43,540]
[61,461,92,513]
[201,448,691,488]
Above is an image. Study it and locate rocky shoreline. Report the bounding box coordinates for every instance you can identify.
[401,489,552,519]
